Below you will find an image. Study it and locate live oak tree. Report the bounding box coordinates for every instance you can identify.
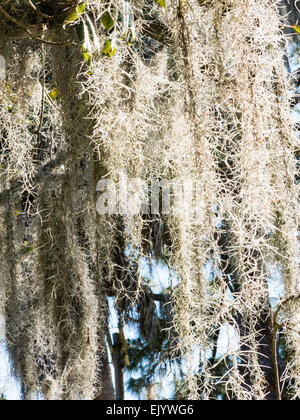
[0,0,299,400]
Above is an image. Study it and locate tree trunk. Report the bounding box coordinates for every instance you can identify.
[112,333,125,401]
[218,225,286,400]
[94,344,115,400]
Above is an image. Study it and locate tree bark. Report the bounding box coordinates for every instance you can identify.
[112,333,125,401]
[94,344,115,400]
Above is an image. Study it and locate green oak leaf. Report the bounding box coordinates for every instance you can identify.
[100,12,115,30]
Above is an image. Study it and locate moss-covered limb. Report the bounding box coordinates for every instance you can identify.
[0,152,68,206]
[118,323,129,367]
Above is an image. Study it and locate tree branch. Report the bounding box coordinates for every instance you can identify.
[0,5,71,45]
[142,19,173,46]
[24,0,54,20]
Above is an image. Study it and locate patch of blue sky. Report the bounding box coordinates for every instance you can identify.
[0,317,21,400]
[288,41,300,73]
[291,102,300,123]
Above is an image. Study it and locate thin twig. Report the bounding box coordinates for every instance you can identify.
[24,0,54,20]
[37,0,78,7]
[0,6,71,46]
[32,43,45,146]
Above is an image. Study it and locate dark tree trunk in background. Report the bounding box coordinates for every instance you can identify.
[94,344,115,400]
[217,226,284,400]
[112,333,125,400]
